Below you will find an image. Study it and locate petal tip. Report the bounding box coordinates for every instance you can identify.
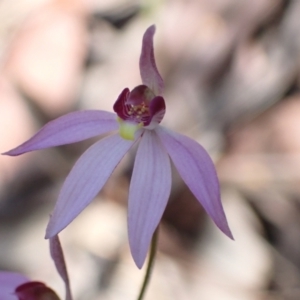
[218,222,234,240]
[226,229,235,240]
[2,149,19,156]
[132,254,145,269]
[129,238,147,269]
[140,24,164,95]
[45,224,59,240]
[146,24,156,35]
[45,232,53,240]
[136,262,143,270]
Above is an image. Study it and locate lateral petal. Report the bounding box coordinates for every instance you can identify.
[139,25,164,96]
[156,127,233,239]
[4,110,118,156]
[128,130,171,268]
[46,133,136,238]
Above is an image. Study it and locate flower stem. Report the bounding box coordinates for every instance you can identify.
[137,226,159,300]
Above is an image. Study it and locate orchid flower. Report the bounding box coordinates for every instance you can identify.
[0,236,72,300]
[4,25,233,268]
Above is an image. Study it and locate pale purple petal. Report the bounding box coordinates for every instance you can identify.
[128,130,171,268]
[50,236,72,300]
[139,25,164,96]
[4,110,118,156]
[46,133,137,238]
[156,127,233,239]
[0,272,29,300]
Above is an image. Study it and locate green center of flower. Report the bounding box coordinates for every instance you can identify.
[117,117,143,140]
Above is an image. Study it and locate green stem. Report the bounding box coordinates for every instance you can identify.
[137,226,159,300]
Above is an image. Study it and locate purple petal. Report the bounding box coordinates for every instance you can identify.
[128,130,171,268]
[156,127,233,239]
[0,272,29,300]
[139,25,164,96]
[46,133,137,238]
[4,110,118,156]
[50,236,72,300]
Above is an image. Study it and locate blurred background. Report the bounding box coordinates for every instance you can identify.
[1,0,300,299]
